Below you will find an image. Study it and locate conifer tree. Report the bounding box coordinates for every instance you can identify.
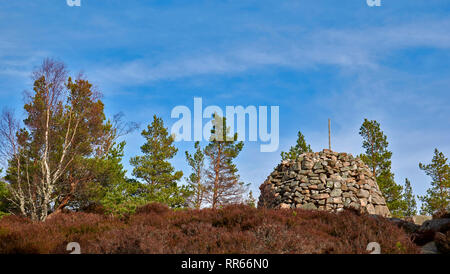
[130,115,189,208]
[185,141,206,209]
[281,130,312,160]
[100,178,149,216]
[403,178,417,217]
[246,190,256,208]
[418,149,449,215]
[0,169,11,217]
[204,114,248,209]
[359,119,406,216]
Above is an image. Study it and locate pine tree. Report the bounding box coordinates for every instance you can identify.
[204,114,248,209]
[71,140,130,211]
[100,178,149,216]
[359,119,406,217]
[281,130,312,160]
[403,178,417,217]
[0,168,12,218]
[185,141,206,209]
[130,115,189,208]
[418,149,449,215]
[246,190,256,208]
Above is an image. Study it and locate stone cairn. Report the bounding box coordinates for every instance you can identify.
[258,149,391,217]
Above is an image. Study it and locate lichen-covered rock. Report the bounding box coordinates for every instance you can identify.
[257,149,391,217]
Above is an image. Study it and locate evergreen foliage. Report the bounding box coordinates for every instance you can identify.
[185,141,206,209]
[359,119,406,217]
[204,114,248,208]
[130,115,190,208]
[281,131,312,160]
[418,149,449,215]
[403,178,417,217]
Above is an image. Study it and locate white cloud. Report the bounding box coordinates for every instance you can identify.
[88,18,450,86]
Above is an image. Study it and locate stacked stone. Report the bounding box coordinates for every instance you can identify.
[258,149,391,217]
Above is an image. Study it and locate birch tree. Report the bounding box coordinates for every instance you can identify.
[0,59,119,221]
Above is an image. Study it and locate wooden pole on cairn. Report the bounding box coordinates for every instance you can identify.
[328,118,331,151]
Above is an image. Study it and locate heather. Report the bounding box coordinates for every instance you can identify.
[0,203,419,254]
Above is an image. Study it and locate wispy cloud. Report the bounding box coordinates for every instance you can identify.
[89,18,450,86]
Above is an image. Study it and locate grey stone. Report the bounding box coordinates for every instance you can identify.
[366,204,376,214]
[320,173,327,184]
[279,203,291,209]
[302,160,314,170]
[330,189,342,197]
[371,193,385,205]
[348,202,360,210]
[312,193,329,200]
[357,189,370,198]
[421,241,439,254]
[374,205,390,217]
[300,203,317,210]
[332,197,342,204]
[313,162,323,170]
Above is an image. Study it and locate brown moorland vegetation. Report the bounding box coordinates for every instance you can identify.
[0,203,420,254]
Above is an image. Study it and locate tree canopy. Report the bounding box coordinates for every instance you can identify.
[418,149,449,215]
[204,114,248,208]
[359,119,406,217]
[130,115,190,208]
[281,130,312,161]
[185,141,206,209]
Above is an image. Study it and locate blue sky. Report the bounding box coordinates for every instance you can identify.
[1,0,449,206]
